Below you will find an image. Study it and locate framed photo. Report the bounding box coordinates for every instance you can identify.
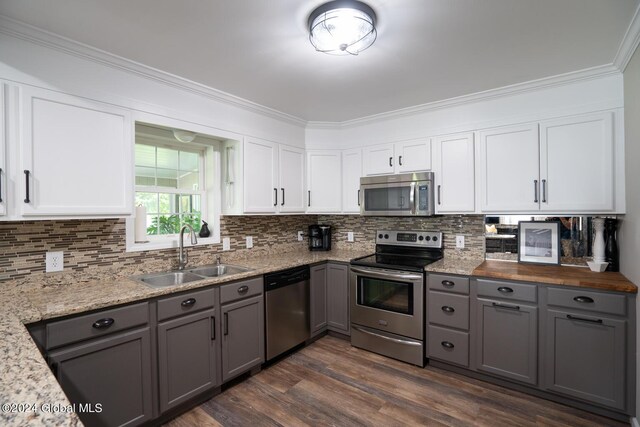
[517,221,561,265]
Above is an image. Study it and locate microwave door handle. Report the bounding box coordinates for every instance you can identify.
[409,182,416,214]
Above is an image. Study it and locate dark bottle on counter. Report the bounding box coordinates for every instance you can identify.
[199,220,211,238]
[604,218,619,272]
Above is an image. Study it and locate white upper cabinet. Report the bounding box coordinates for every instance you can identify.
[0,84,6,217]
[19,86,133,217]
[479,124,540,212]
[307,150,341,213]
[363,143,394,175]
[433,132,475,213]
[364,139,431,176]
[539,112,614,212]
[278,145,305,213]
[243,138,278,213]
[342,148,362,213]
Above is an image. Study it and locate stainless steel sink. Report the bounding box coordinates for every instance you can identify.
[135,271,204,288]
[188,264,251,277]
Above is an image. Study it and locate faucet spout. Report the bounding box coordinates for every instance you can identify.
[178,224,198,270]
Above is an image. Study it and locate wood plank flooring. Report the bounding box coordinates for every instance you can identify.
[164,336,628,427]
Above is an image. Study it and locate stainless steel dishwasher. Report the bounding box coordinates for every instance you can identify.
[264,265,310,361]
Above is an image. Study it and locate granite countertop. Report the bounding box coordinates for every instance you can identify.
[425,257,485,276]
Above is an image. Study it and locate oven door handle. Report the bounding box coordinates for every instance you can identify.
[350,266,423,282]
[352,326,422,347]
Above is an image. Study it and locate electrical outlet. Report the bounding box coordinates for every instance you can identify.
[46,251,64,272]
[246,236,253,249]
[456,235,465,249]
[347,232,355,242]
[297,231,304,241]
[222,237,231,251]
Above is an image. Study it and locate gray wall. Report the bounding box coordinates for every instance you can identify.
[621,42,640,420]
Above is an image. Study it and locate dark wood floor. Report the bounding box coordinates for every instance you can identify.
[164,336,628,427]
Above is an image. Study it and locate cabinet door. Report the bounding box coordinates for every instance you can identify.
[310,264,327,336]
[279,144,305,213]
[0,83,6,217]
[544,309,626,410]
[221,295,264,382]
[434,132,475,213]
[364,143,394,175]
[307,150,341,213]
[476,299,537,385]
[20,86,133,216]
[326,263,350,334]
[342,148,362,213]
[157,309,218,413]
[479,124,540,212]
[540,112,614,212]
[243,138,278,213]
[48,328,153,427]
[396,138,431,173]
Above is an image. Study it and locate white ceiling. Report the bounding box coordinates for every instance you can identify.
[0,0,638,122]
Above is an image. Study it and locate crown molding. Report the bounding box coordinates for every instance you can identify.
[613,3,640,72]
[0,15,308,128]
[307,63,621,129]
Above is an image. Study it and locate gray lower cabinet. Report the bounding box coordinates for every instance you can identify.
[476,298,538,385]
[310,264,327,336]
[48,327,153,427]
[326,263,349,335]
[221,294,264,382]
[157,308,218,413]
[544,309,626,410]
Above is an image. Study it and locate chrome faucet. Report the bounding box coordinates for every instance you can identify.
[178,224,198,270]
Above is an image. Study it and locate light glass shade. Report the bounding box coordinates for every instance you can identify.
[309,2,377,55]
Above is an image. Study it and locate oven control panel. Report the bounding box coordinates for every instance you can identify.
[375,230,443,248]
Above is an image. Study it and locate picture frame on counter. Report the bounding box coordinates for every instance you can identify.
[518,221,561,265]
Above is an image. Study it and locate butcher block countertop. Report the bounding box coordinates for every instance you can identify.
[472,260,638,294]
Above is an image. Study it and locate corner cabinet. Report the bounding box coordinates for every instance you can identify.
[307,150,342,213]
[310,264,328,336]
[433,132,475,213]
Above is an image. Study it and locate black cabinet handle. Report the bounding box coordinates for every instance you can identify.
[181,298,196,307]
[497,286,513,293]
[211,317,216,340]
[492,302,520,311]
[441,341,454,349]
[573,296,594,304]
[567,314,602,324]
[441,280,455,287]
[437,185,441,205]
[92,318,115,329]
[273,188,277,206]
[534,179,538,203]
[281,188,285,206]
[24,170,31,203]
[0,168,3,203]
[389,157,393,167]
[441,305,455,313]
[308,190,311,207]
[542,179,547,203]
[237,285,249,294]
[224,313,229,336]
[399,155,403,166]
[357,189,360,206]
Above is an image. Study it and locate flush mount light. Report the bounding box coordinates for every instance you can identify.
[308,0,377,56]
[172,129,197,143]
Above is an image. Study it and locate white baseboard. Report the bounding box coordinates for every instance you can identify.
[631,416,639,427]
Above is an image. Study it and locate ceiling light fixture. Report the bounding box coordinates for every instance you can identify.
[172,129,197,143]
[308,0,377,56]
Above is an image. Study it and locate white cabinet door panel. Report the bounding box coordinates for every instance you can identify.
[364,143,394,175]
[20,87,132,216]
[278,145,305,213]
[396,138,431,173]
[479,124,540,212]
[307,150,341,213]
[540,113,614,212]
[342,148,362,213]
[243,138,278,213]
[0,84,6,216]
[434,133,475,213]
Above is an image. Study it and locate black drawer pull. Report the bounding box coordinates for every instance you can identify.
[497,286,513,293]
[492,302,520,311]
[92,318,115,329]
[224,312,229,336]
[573,296,594,304]
[441,341,454,349]
[237,285,249,294]
[181,298,196,307]
[441,306,455,313]
[441,280,455,287]
[24,170,31,203]
[567,314,602,324]
[211,317,216,340]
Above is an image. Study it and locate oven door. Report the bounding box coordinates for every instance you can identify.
[350,266,424,339]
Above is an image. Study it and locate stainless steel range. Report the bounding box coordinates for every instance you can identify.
[350,230,443,366]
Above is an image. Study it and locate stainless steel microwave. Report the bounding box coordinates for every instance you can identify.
[359,172,435,216]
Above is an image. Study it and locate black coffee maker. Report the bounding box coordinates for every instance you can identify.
[308,225,331,251]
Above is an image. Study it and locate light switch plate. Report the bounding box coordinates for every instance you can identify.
[46,251,64,272]
[222,237,231,251]
[456,235,465,249]
[347,232,355,242]
[246,236,253,249]
[297,231,304,241]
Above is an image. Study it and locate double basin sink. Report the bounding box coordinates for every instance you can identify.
[133,264,252,289]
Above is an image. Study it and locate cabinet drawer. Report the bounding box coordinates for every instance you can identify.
[220,277,263,304]
[157,288,216,322]
[46,302,149,349]
[428,274,469,295]
[476,279,537,303]
[428,325,469,367]
[428,291,469,331]
[547,287,626,316]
